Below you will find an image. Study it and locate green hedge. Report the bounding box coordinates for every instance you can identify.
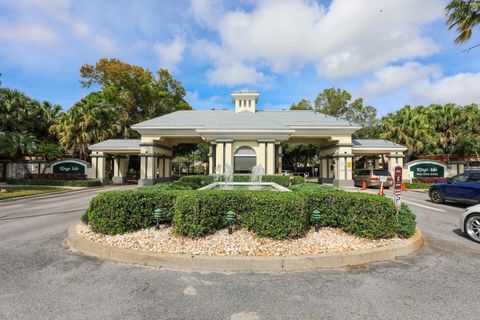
[84,186,412,240]
[396,204,416,238]
[241,192,309,239]
[6,178,102,187]
[178,174,304,188]
[148,181,197,190]
[405,182,431,190]
[288,183,337,192]
[173,191,254,237]
[176,175,214,187]
[305,191,398,239]
[83,189,183,234]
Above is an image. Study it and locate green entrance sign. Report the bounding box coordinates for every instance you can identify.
[408,162,445,178]
[52,161,86,174]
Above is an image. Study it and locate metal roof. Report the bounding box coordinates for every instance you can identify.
[131,110,357,130]
[88,139,141,151]
[352,139,406,149]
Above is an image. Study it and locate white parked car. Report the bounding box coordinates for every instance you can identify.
[460,204,480,243]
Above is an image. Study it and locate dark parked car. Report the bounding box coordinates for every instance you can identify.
[429,171,480,204]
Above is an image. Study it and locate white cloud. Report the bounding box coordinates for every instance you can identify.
[0,23,59,45]
[189,0,224,28]
[207,62,269,86]
[154,37,186,72]
[362,62,441,97]
[412,73,480,105]
[185,90,223,109]
[191,0,443,85]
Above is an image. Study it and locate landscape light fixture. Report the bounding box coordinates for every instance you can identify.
[312,209,321,233]
[154,208,163,230]
[226,210,235,235]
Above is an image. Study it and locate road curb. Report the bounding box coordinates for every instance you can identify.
[67,223,424,272]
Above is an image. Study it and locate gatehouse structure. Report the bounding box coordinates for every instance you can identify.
[88,90,407,186]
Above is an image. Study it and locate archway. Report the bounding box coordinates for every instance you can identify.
[234,146,256,173]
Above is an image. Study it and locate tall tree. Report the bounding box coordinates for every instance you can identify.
[314,88,352,116]
[290,99,313,110]
[0,132,38,161]
[79,58,191,138]
[50,92,120,160]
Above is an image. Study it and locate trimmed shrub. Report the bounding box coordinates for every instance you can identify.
[84,185,404,240]
[6,178,102,187]
[85,189,183,234]
[148,181,197,190]
[396,204,416,238]
[412,177,447,183]
[25,173,87,180]
[241,192,309,240]
[177,175,214,188]
[288,183,337,192]
[305,191,398,239]
[173,191,254,237]
[405,182,431,190]
[262,175,304,187]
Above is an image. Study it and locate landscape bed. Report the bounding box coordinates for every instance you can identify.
[82,180,416,244]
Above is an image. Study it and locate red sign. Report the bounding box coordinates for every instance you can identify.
[394,166,402,211]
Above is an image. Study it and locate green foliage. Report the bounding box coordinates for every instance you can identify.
[396,204,417,238]
[446,0,480,44]
[177,175,214,187]
[379,103,480,160]
[79,58,191,139]
[85,189,183,234]
[173,191,254,237]
[0,132,38,161]
[405,182,431,190]
[6,178,102,187]
[290,99,313,110]
[288,183,337,192]
[0,88,61,143]
[241,192,309,240]
[305,191,398,239]
[85,185,402,240]
[147,181,197,190]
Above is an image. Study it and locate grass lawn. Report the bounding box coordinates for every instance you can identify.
[405,182,432,190]
[0,186,67,200]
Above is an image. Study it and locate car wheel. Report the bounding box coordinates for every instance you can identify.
[429,188,444,204]
[465,214,480,243]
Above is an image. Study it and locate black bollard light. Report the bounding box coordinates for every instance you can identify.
[226,210,235,235]
[154,208,163,230]
[312,209,321,233]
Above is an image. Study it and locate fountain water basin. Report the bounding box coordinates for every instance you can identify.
[197,181,290,192]
[199,164,290,192]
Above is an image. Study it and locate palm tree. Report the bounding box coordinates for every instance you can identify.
[0,88,31,132]
[0,132,38,161]
[446,0,480,44]
[50,92,120,160]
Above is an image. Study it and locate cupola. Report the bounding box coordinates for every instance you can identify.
[231,90,259,113]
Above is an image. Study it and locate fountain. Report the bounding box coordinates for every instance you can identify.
[250,165,265,189]
[223,164,234,189]
[213,164,223,183]
[198,163,289,192]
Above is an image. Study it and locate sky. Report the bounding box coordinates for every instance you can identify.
[0,0,479,116]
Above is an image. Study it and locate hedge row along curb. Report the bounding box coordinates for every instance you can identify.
[67,223,424,272]
[84,188,415,240]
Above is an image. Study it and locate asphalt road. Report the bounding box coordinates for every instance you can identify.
[0,185,479,320]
